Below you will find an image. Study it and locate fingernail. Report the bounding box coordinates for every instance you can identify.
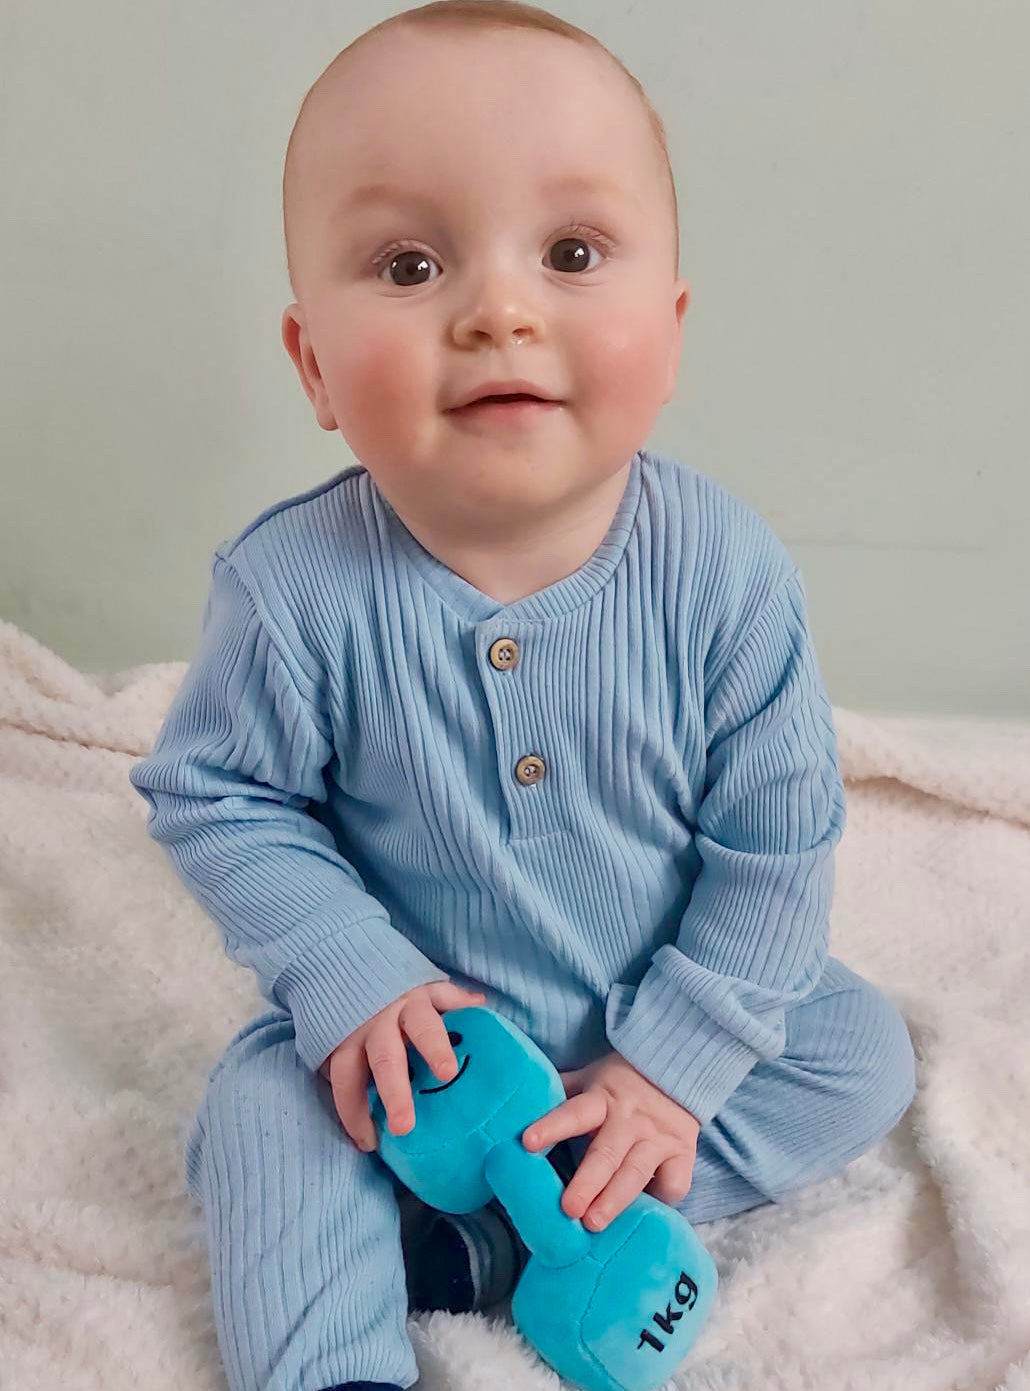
[524,1130,538,1148]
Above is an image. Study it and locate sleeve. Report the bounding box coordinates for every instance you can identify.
[604,565,847,1127]
[128,550,449,1073]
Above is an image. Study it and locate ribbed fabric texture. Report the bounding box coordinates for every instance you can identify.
[130,448,847,1127]
[181,958,914,1390]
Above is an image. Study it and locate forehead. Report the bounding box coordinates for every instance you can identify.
[298,26,660,211]
[333,172,642,224]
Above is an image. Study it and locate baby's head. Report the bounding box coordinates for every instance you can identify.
[281,1,689,542]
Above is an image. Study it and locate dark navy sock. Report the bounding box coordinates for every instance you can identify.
[408,1215,477,1313]
[320,1382,405,1390]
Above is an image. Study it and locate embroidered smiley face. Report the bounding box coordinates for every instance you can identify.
[415,1030,469,1093]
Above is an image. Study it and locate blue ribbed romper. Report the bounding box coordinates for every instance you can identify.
[130,449,915,1391]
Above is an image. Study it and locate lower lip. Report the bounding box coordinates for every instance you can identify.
[449,398,563,425]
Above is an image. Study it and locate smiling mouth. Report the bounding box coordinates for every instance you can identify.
[450,395,562,412]
[418,1053,470,1093]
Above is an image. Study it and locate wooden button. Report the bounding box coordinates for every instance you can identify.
[515,755,546,786]
[489,638,520,671]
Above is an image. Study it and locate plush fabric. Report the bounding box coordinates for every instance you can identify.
[370,1003,717,1390]
[0,619,1028,1390]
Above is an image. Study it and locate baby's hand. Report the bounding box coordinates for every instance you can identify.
[318,980,486,1152]
[522,1049,701,1232]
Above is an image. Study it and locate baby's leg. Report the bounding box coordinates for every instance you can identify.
[564,956,915,1226]
[677,955,917,1223]
[184,1008,419,1391]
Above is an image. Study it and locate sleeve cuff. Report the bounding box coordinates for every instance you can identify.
[604,945,787,1126]
[273,919,450,1072]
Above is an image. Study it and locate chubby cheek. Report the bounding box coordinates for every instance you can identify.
[318,312,434,459]
[577,299,675,425]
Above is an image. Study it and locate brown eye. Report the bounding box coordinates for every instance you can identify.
[379,249,439,287]
[547,236,599,274]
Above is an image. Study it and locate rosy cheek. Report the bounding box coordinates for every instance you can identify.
[324,324,428,451]
[340,337,406,416]
[581,308,671,412]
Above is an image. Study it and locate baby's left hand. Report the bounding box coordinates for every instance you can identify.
[522,1050,701,1232]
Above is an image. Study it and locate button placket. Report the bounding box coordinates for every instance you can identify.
[479,624,554,838]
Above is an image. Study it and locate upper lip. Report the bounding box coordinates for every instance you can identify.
[449,379,561,410]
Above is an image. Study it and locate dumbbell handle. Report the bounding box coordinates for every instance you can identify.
[484,1138,592,1267]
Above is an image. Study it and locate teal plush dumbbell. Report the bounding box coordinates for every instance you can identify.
[368,1005,717,1391]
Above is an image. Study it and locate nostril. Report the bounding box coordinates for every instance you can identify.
[447,1031,462,1046]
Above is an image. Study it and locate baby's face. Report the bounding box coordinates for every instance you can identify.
[283,26,689,538]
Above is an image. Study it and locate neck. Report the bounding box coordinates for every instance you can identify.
[389,463,633,605]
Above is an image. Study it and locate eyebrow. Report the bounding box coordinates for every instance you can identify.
[335,173,632,216]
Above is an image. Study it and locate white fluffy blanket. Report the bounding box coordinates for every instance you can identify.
[1,617,1029,1391]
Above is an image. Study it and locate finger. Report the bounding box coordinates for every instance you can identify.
[400,995,462,1084]
[558,1068,585,1097]
[646,1152,697,1207]
[582,1140,665,1232]
[425,981,488,1011]
[365,1021,417,1136]
[560,1120,633,1219]
[326,1053,378,1152]
[523,1091,604,1152]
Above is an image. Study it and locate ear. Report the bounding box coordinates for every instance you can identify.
[281,303,338,431]
[661,279,691,406]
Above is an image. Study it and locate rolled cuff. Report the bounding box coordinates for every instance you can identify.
[605,945,787,1126]
[274,918,450,1072]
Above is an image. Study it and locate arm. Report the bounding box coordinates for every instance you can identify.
[129,550,448,1073]
[605,566,846,1126]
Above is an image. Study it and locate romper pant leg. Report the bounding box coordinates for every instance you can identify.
[184,1007,422,1391]
[681,956,917,1223]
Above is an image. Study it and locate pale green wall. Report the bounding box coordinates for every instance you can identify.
[2,1,1027,715]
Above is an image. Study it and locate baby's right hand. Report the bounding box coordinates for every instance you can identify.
[318,979,487,1152]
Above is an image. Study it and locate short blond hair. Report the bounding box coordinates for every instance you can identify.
[282,0,680,293]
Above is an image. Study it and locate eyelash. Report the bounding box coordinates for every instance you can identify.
[368,223,616,277]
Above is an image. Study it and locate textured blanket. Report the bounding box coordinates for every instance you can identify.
[1,616,1028,1391]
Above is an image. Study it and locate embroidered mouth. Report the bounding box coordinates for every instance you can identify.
[418,1052,470,1093]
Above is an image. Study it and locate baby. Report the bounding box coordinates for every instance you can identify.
[130,4,916,1390]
